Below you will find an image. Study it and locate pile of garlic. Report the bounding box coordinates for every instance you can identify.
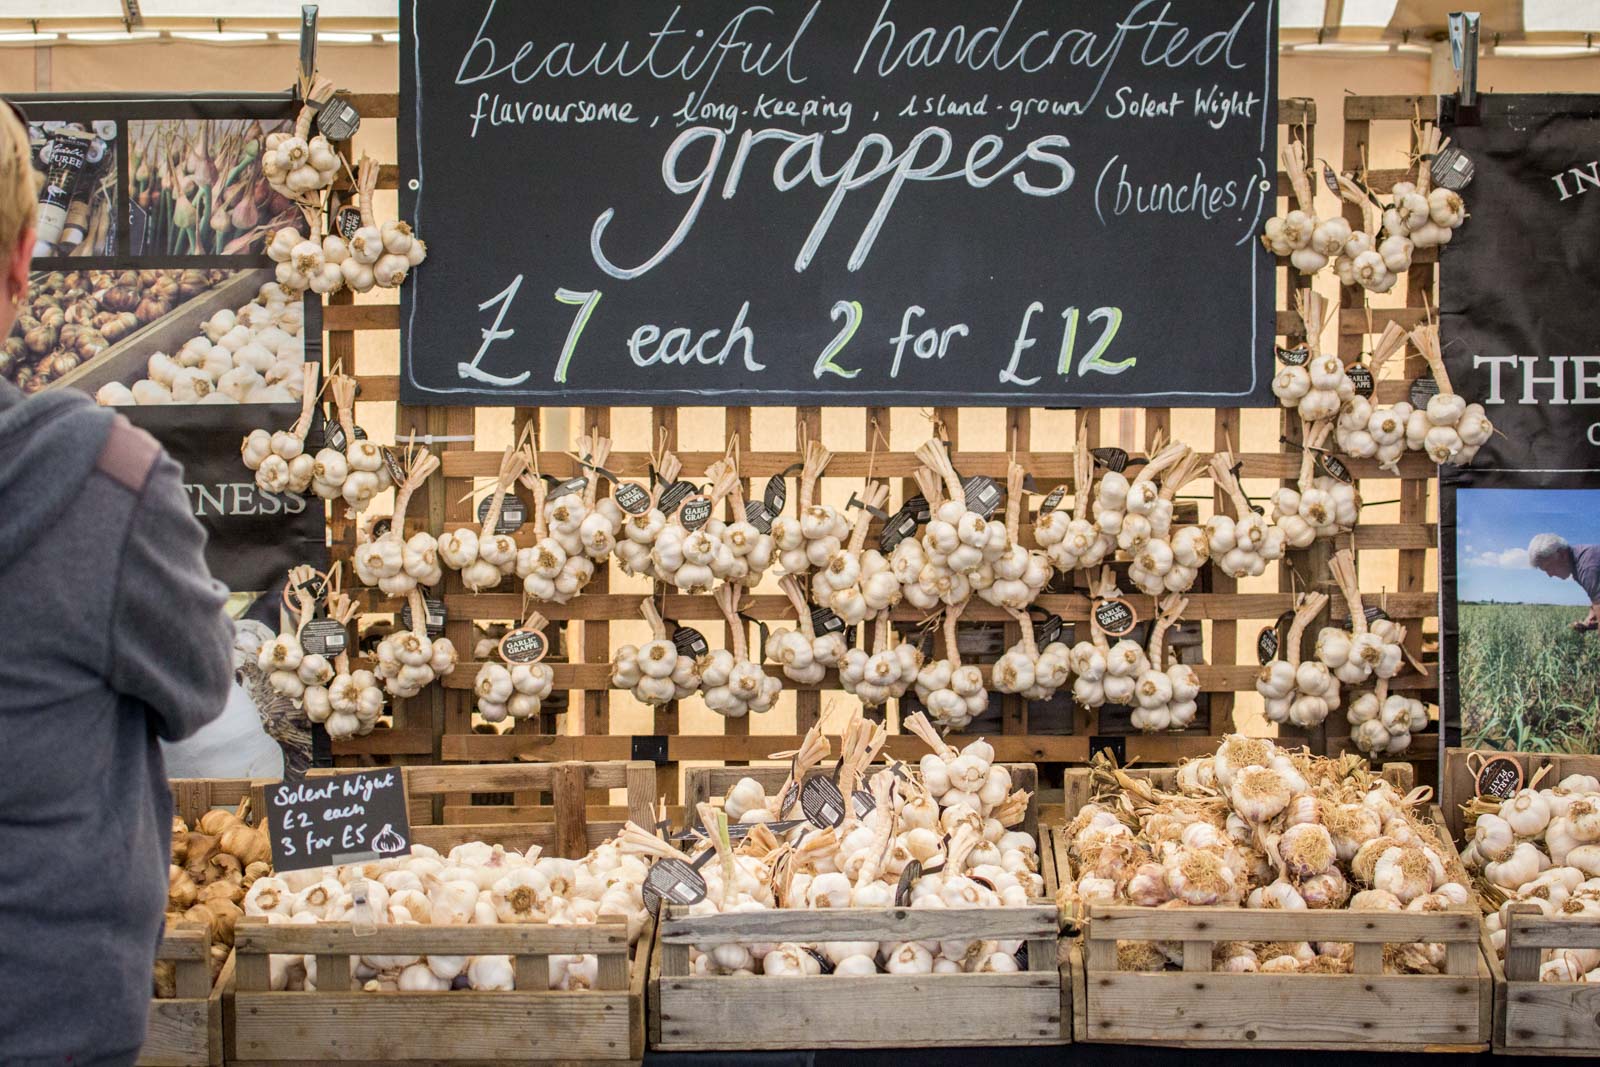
[1461,770,1600,980]
[241,832,654,993]
[674,712,1040,979]
[1256,591,1340,728]
[610,598,699,707]
[1034,414,1112,576]
[1059,735,1469,975]
[101,284,308,407]
[374,589,459,699]
[241,364,320,495]
[161,810,272,996]
[913,598,989,729]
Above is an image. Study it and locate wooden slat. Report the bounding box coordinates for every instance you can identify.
[1085,905,1477,945]
[235,919,628,956]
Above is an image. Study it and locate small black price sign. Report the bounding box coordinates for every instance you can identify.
[852,789,875,818]
[1410,375,1441,409]
[744,498,775,533]
[803,947,836,974]
[1475,756,1523,800]
[264,769,412,874]
[1318,453,1353,484]
[1037,484,1068,515]
[657,480,698,516]
[642,857,708,911]
[322,422,367,453]
[382,447,408,487]
[961,474,1002,518]
[317,96,362,141]
[399,596,447,637]
[1321,161,1341,196]
[336,204,363,240]
[1094,597,1137,638]
[546,475,587,501]
[1432,145,1475,191]
[499,628,547,664]
[1090,447,1129,473]
[764,471,790,516]
[299,618,348,657]
[1032,612,1065,647]
[811,606,847,636]
[281,569,330,612]
[801,775,847,828]
[476,492,526,534]
[679,495,714,531]
[672,625,709,659]
[1347,362,1375,398]
[615,482,651,515]
[1276,343,1310,367]
[1256,626,1280,665]
[878,506,921,551]
[895,858,923,906]
[1365,605,1390,624]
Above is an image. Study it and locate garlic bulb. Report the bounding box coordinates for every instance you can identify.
[1260,141,1326,275]
[353,449,441,596]
[1206,450,1286,579]
[1035,413,1113,577]
[766,575,845,685]
[441,443,528,593]
[240,363,320,494]
[838,612,921,707]
[913,598,988,729]
[1257,590,1340,727]
[1129,594,1200,733]
[700,584,783,718]
[610,598,699,706]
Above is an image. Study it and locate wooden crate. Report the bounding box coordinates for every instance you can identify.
[228,760,657,1063]
[1056,765,1488,1049]
[1493,905,1600,1056]
[1442,748,1600,1056]
[684,761,1040,843]
[649,903,1064,1050]
[231,915,646,1064]
[139,922,229,1067]
[140,779,260,1066]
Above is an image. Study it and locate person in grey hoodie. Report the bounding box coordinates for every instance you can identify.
[0,99,235,1066]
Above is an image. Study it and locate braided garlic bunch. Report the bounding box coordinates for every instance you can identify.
[609,599,699,707]
[1273,291,1352,423]
[241,363,321,495]
[1127,450,1209,596]
[766,576,846,685]
[994,609,1071,701]
[917,438,1008,579]
[979,464,1051,611]
[1131,594,1201,733]
[700,585,782,718]
[838,612,921,708]
[615,447,681,580]
[1257,591,1340,728]
[439,444,526,593]
[1035,414,1112,575]
[774,441,848,577]
[1272,419,1357,548]
[374,589,459,699]
[353,448,441,596]
[1206,450,1286,579]
[1261,140,1334,275]
[913,599,988,729]
[812,482,891,624]
[1094,441,1189,554]
[1334,322,1408,467]
[473,611,555,724]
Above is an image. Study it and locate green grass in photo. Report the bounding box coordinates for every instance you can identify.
[1461,602,1600,753]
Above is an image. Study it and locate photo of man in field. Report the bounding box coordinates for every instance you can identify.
[1456,489,1600,753]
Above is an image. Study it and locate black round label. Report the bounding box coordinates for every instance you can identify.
[499,628,547,664]
[476,492,526,534]
[672,625,709,659]
[1094,598,1137,637]
[679,495,713,531]
[1277,344,1311,367]
[1475,756,1523,800]
[615,482,651,515]
[1256,626,1280,665]
[1348,363,1375,398]
[300,618,348,657]
[336,205,363,240]
[642,857,708,911]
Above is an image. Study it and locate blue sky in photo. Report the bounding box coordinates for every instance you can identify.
[1458,488,1600,604]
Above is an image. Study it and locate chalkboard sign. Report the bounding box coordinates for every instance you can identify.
[400,0,1277,408]
[263,769,413,873]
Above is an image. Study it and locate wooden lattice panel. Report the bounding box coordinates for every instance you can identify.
[320,94,1442,791]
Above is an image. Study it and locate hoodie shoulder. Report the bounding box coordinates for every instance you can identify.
[95,417,162,494]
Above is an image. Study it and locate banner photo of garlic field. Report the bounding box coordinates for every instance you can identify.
[1441,482,1600,754]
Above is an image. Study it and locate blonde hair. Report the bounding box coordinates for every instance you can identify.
[0,101,38,275]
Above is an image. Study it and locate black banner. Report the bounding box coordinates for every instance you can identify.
[400,0,1277,407]
[1438,95,1600,754]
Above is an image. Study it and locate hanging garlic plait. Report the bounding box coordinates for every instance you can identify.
[1274,290,1351,423]
[615,444,681,580]
[1068,567,1118,710]
[345,155,426,290]
[259,566,328,706]
[1386,124,1466,252]
[979,463,1052,610]
[1334,176,1404,293]
[1035,412,1112,576]
[353,447,441,596]
[1261,139,1331,275]
[374,588,458,699]
[571,432,623,563]
[310,374,391,512]
[1407,320,1492,465]
[917,436,1007,580]
[517,475,578,604]
[700,584,782,718]
[473,610,555,724]
[913,598,988,729]
[1206,450,1286,578]
[1128,449,1209,596]
[262,79,340,204]
[652,462,732,596]
[893,466,964,610]
[1131,594,1201,733]
[241,362,321,495]
[994,608,1071,701]
[770,440,840,577]
[1096,439,1189,553]
[439,442,527,593]
[1348,661,1429,756]
[838,611,921,707]
[609,598,699,707]
[766,575,845,684]
[1317,549,1402,686]
[708,439,774,588]
[308,592,385,741]
[1256,590,1339,727]
[1272,418,1357,547]
[813,481,890,623]
[1335,322,1409,468]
